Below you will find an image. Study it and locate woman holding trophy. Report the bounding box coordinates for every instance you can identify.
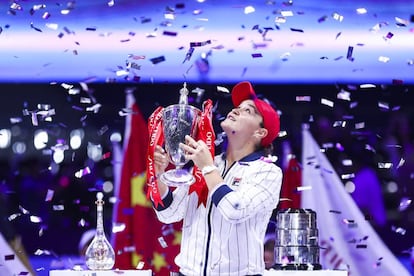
[149,81,283,276]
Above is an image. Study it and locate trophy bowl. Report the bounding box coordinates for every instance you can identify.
[160,104,201,187]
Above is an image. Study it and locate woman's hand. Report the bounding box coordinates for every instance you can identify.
[154,145,169,177]
[153,145,169,196]
[180,135,214,170]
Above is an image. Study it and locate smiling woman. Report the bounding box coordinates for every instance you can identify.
[1,0,413,84]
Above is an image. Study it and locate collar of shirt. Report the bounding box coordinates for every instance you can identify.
[221,150,264,163]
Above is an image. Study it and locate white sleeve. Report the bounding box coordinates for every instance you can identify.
[153,185,190,224]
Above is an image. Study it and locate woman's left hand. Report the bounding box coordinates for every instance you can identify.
[180,135,213,169]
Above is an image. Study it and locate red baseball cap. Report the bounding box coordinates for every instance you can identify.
[231,81,280,147]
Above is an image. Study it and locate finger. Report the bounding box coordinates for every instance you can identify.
[197,140,205,148]
[185,135,197,147]
[179,142,194,152]
[155,145,165,153]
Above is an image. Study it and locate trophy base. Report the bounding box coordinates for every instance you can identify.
[159,169,195,187]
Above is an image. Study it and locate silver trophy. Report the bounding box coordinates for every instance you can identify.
[159,83,201,187]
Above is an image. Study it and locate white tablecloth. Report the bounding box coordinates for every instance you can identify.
[50,269,346,276]
[49,270,152,276]
[264,270,347,276]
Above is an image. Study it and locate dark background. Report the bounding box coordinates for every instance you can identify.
[0,81,413,257]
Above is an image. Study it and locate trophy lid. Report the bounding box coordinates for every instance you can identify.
[179,82,189,105]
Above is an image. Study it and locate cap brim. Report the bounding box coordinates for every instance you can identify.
[231,81,257,107]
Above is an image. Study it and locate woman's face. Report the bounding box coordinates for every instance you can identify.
[221,99,264,141]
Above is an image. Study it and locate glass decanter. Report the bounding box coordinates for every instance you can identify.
[85,192,115,270]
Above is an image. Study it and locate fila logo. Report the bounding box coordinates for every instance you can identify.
[232,177,242,186]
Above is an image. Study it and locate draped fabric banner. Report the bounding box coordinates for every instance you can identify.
[0,234,30,276]
[112,92,180,275]
[301,127,410,276]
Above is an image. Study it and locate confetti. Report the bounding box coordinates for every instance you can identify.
[356,8,367,14]
[45,189,54,202]
[355,122,365,129]
[378,162,392,169]
[8,213,21,221]
[341,173,355,180]
[378,56,390,63]
[163,30,177,36]
[112,223,127,233]
[150,56,166,64]
[182,47,195,63]
[391,225,406,235]
[337,90,351,101]
[332,12,344,22]
[10,2,23,11]
[136,262,145,269]
[281,10,294,17]
[158,236,168,248]
[216,86,230,93]
[321,98,334,107]
[296,96,311,102]
[244,6,255,14]
[75,167,91,178]
[52,205,64,211]
[30,22,43,32]
[296,186,312,191]
[335,32,342,40]
[343,219,358,228]
[398,197,412,211]
[275,17,287,24]
[360,84,376,89]
[373,257,383,268]
[378,101,389,110]
[4,254,15,261]
[30,215,42,223]
[86,103,102,113]
[279,198,293,202]
[383,32,394,40]
[42,12,51,19]
[329,210,342,214]
[190,40,211,48]
[346,46,354,61]
[318,15,328,23]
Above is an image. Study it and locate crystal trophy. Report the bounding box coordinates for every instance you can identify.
[85,192,115,270]
[159,83,201,186]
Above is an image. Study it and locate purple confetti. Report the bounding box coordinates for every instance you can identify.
[251,53,263,58]
[150,56,166,64]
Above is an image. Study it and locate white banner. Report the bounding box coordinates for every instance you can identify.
[0,234,31,276]
[301,127,410,276]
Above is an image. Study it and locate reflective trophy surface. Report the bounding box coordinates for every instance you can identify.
[159,83,201,186]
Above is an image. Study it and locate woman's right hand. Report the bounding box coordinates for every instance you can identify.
[154,145,169,177]
[153,145,169,196]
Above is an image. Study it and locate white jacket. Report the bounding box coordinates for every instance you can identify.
[153,151,283,276]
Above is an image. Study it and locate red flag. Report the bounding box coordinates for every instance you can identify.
[112,92,181,275]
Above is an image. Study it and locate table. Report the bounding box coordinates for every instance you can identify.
[49,270,152,276]
[264,270,347,276]
[50,269,346,276]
